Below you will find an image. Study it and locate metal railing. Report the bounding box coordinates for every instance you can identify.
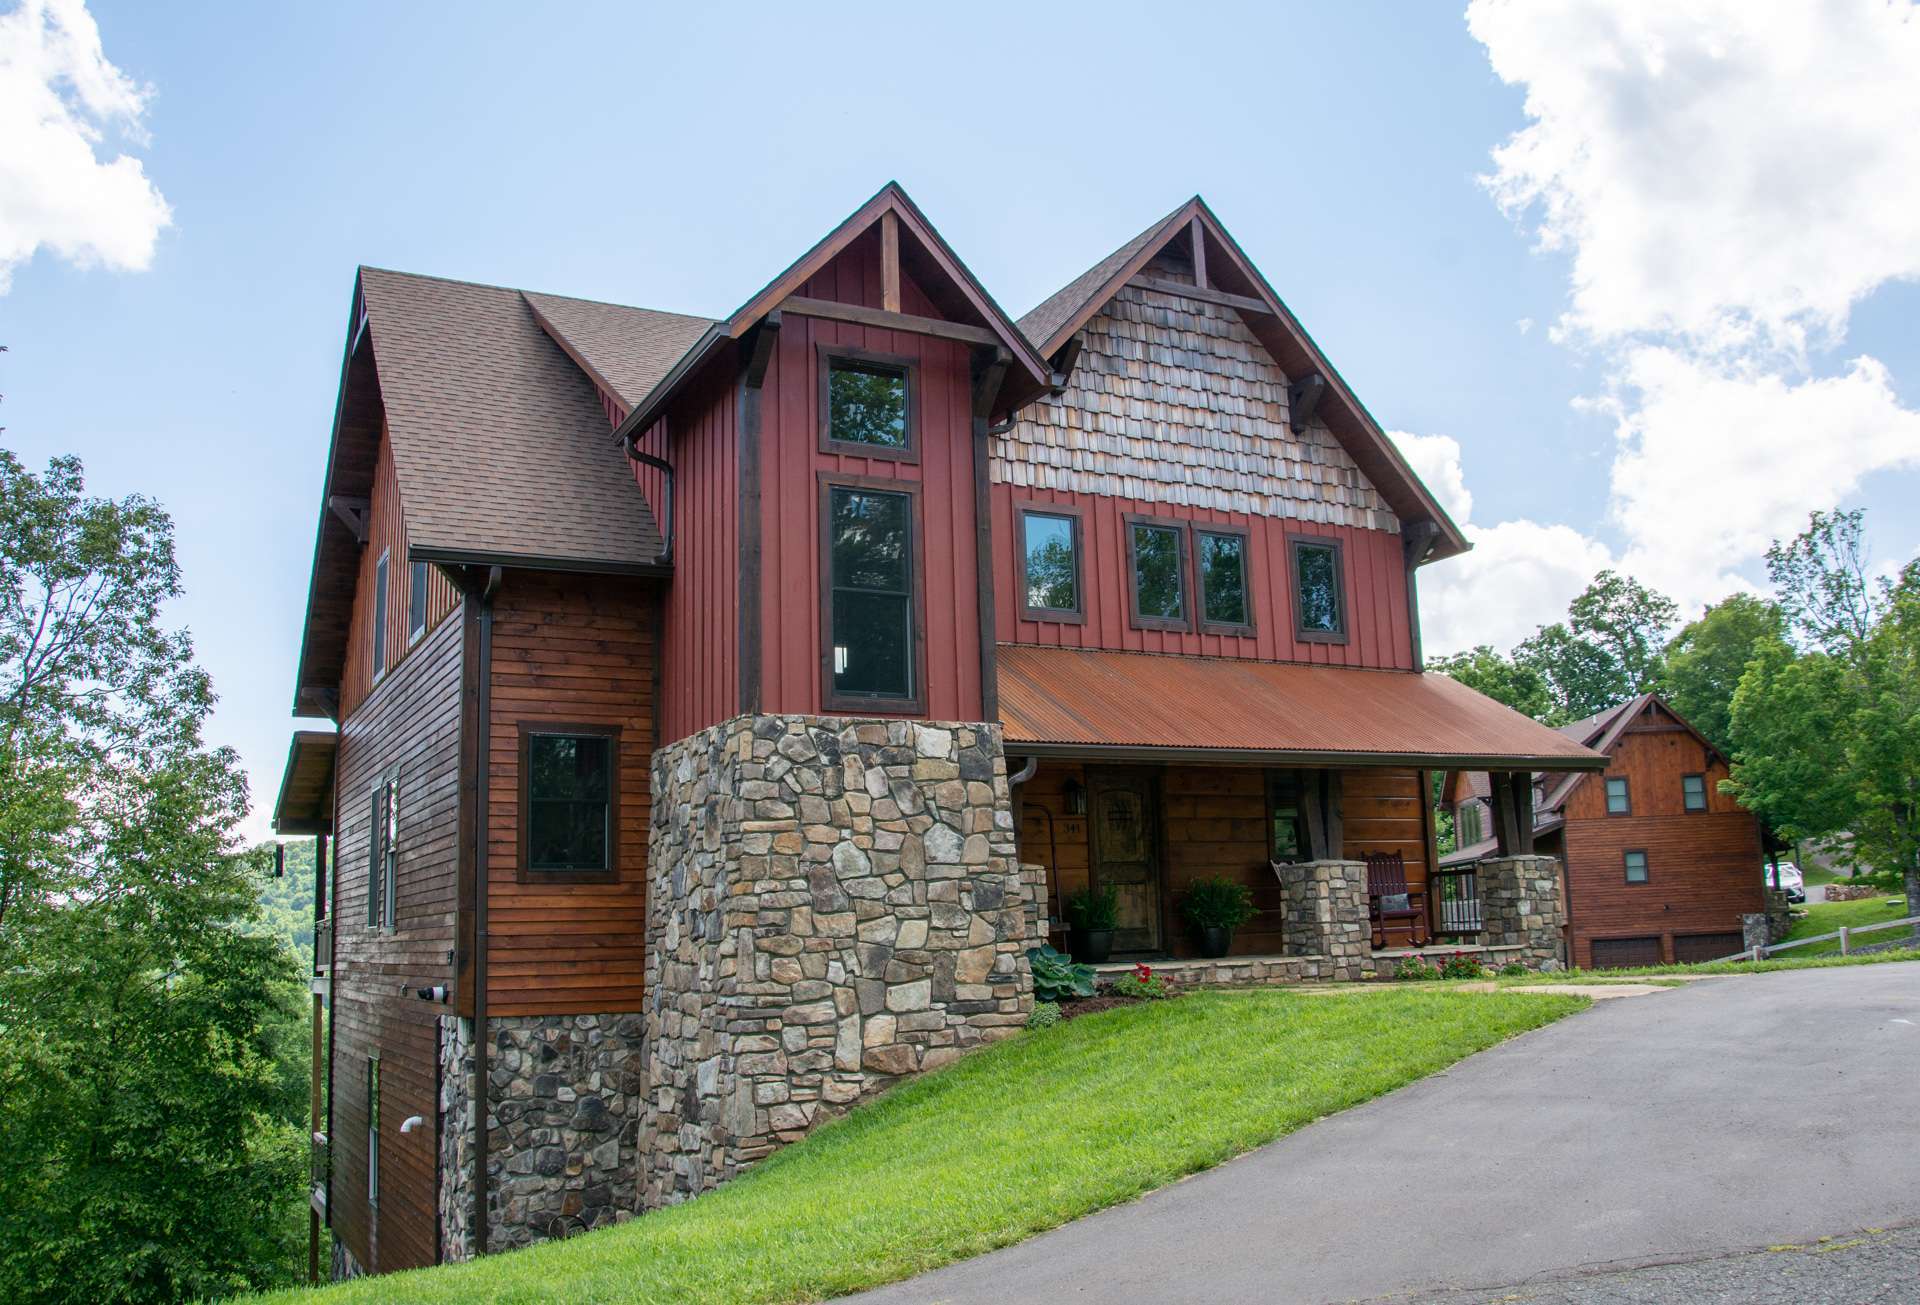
[1708,913,1919,964]
[1431,867,1483,936]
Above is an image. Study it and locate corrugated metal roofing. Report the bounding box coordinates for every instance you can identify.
[997,645,1609,768]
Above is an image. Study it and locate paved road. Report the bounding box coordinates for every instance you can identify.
[853,966,1920,1305]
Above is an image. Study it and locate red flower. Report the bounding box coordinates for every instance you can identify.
[1134,963,1152,981]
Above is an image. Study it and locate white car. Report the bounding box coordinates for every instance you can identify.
[1764,861,1806,903]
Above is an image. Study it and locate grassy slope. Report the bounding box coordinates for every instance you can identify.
[1496,948,1920,982]
[269,989,1582,1305]
[1782,895,1915,956]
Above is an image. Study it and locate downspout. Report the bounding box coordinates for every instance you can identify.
[624,441,676,566]
[471,564,501,1257]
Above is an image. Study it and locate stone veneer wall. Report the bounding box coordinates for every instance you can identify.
[1476,855,1567,968]
[642,714,1034,1209]
[1273,859,1375,981]
[437,1012,645,1258]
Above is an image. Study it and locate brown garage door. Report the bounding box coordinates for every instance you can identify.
[1590,936,1663,969]
[1673,932,1744,963]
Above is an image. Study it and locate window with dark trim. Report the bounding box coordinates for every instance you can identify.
[366,771,397,930]
[1127,516,1190,630]
[1196,527,1253,632]
[1605,776,1631,815]
[366,1056,380,1205]
[822,480,921,710]
[1458,801,1483,846]
[1018,507,1082,622]
[522,726,619,880]
[1682,773,1708,812]
[1290,535,1346,642]
[408,560,429,644]
[371,549,390,675]
[1623,848,1650,883]
[820,347,916,459]
[1268,771,1310,863]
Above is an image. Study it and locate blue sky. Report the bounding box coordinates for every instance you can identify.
[3,0,1917,840]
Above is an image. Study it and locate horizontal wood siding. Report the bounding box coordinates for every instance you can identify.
[757,234,984,722]
[993,484,1413,669]
[487,572,656,1017]
[341,431,462,718]
[1561,714,1764,968]
[330,608,464,1273]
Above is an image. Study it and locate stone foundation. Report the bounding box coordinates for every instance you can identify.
[330,1235,364,1282]
[1476,855,1567,968]
[1273,859,1375,981]
[642,714,1034,1209]
[437,1012,645,1257]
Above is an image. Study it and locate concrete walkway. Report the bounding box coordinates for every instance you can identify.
[852,964,1920,1305]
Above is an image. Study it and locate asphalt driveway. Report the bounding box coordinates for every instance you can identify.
[853,965,1920,1305]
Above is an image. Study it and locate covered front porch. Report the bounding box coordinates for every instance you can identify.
[997,645,1605,976]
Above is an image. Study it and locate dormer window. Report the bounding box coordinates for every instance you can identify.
[821,348,916,460]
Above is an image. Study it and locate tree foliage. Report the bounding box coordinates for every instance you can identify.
[1513,570,1678,723]
[0,451,306,1302]
[1426,644,1554,720]
[1657,593,1787,755]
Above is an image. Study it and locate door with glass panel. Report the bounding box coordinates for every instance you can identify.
[1088,768,1163,953]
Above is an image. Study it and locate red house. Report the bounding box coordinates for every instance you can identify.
[272,185,1601,1278]
[1442,693,1768,968]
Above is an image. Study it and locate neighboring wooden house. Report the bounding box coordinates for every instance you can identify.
[272,185,1601,1279]
[1442,693,1766,969]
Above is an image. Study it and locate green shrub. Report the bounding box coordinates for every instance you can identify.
[1499,962,1528,977]
[1440,952,1488,979]
[1027,1001,1062,1030]
[1393,956,1441,981]
[1063,885,1120,931]
[1026,945,1095,1002]
[1108,963,1171,1000]
[1179,876,1257,930]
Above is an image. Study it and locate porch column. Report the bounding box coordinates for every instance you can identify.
[1273,860,1375,982]
[1477,854,1566,970]
[1490,772,1534,856]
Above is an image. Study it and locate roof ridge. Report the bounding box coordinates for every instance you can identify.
[359,265,713,325]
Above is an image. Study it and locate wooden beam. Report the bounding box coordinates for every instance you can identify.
[1511,773,1536,856]
[781,296,1001,349]
[1128,276,1272,315]
[1492,773,1522,856]
[327,495,370,544]
[738,312,782,715]
[1302,770,1328,861]
[1288,373,1328,433]
[1324,770,1344,857]
[1050,335,1084,391]
[971,345,1008,722]
[880,211,901,314]
[1189,215,1208,289]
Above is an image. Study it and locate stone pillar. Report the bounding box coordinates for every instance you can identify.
[1273,860,1374,981]
[1019,862,1051,951]
[642,715,1033,1211]
[1742,912,1772,956]
[1763,888,1793,943]
[1477,854,1567,970]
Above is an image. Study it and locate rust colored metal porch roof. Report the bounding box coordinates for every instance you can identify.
[996,645,1609,770]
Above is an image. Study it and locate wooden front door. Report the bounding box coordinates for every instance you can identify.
[1088,769,1162,952]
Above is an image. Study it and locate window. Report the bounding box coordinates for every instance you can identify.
[408,560,429,644]
[522,727,618,879]
[366,1057,380,1205]
[1458,801,1483,846]
[1290,535,1346,642]
[366,772,397,929]
[371,549,391,675]
[1127,516,1189,630]
[823,481,919,708]
[820,348,915,458]
[1605,776,1631,815]
[1197,528,1252,632]
[1018,508,1082,621]
[1268,772,1310,862]
[1682,773,1708,812]
[1623,849,1649,884]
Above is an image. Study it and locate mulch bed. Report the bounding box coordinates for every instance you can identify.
[1056,992,1183,1021]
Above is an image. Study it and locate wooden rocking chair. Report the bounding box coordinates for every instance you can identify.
[1366,851,1428,948]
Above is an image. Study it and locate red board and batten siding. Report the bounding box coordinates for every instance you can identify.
[994,485,1413,669]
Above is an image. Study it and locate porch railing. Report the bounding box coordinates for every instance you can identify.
[1431,867,1483,936]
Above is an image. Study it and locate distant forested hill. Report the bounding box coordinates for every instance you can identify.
[251,838,317,968]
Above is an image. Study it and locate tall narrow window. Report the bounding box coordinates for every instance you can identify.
[1290,536,1346,642]
[1458,802,1483,846]
[366,773,397,930]
[1268,772,1310,862]
[821,349,914,458]
[824,482,918,707]
[1682,773,1708,812]
[1128,517,1188,630]
[366,1057,380,1205]
[408,560,429,644]
[1623,849,1649,883]
[523,727,618,880]
[1197,528,1252,632]
[371,550,391,675]
[1605,776,1631,815]
[1019,509,1082,621]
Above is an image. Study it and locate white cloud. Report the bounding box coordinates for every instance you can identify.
[0,0,170,292]
[1469,0,1920,354]
[1388,430,1473,525]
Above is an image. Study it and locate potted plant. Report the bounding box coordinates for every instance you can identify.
[1062,885,1119,962]
[1180,876,1255,958]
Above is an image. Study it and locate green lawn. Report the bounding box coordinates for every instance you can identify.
[1495,946,1920,982]
[267,989,1583,1305]
[1781,895,1915,956]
